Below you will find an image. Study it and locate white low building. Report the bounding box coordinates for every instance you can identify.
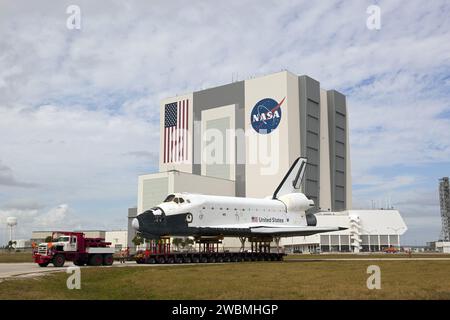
[105,230,128,252]
[281,209,407,253]
[435,241,450,253]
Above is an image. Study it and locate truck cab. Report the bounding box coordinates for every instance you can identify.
[49,235,77,252]
[33,231,115,267]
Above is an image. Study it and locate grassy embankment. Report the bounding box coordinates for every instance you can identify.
[1,259,449,299]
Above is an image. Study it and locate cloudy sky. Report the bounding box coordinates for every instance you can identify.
[0,0,449,245]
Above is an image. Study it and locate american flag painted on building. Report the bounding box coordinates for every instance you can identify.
[164,100,189,163]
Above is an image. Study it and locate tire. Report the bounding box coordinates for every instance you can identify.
[73,260,85,266]
[183,257,192,263]
[52,254,65,267]
[157,256,165,264]
[88,254,103,266]
[38,262,49,267]
[103,254,114,266]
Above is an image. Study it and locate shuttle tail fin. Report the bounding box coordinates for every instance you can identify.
[272,157,307,199]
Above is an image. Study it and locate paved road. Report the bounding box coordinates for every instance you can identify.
[0,261,210,279]
[0,261,146,279]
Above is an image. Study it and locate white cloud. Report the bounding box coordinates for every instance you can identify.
[0,204,83,244]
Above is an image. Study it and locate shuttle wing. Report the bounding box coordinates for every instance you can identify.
[249,226,344,237]
[197,224,344,237]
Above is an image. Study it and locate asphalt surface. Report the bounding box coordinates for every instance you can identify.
[0,261,151,279]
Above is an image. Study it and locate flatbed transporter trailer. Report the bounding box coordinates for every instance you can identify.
[134,236,286,264]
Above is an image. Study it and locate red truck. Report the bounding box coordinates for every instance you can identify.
[33,231,116,267]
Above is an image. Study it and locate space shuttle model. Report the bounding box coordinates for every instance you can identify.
[132,157,346,239]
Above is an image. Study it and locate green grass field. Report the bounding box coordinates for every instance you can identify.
[0,252,33,263]
[284,253,450,259]
[1,260,449,299]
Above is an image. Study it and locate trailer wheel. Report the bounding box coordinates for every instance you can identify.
[183,257,192,263]
[88,254,103,266]
[103,254,114,266]
[53,254,65,267]
[167,256,175,264]
[38,262,49,267]
[157,256,165,264]
[73,260,85,266]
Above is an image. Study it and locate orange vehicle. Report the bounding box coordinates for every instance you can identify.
[383,246,398,253]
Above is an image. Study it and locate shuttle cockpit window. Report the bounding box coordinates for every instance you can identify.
[174,197,185,204]
[163,194,175,202]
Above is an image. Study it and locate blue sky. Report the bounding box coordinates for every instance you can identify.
[0,0,449,245]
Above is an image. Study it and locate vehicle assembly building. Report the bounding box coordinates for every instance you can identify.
[128,70,407,253]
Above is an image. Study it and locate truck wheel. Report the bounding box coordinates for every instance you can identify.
[53,254,65,267]
[88,254,103,266]
[38,262,49,267]
[103,254,114,266]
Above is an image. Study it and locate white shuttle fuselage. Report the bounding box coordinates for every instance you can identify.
[132,158,345,238]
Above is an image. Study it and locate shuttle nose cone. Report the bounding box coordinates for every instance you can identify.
[132,218,140,231]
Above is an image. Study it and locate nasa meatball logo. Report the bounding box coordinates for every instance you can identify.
[251,97,285,134]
